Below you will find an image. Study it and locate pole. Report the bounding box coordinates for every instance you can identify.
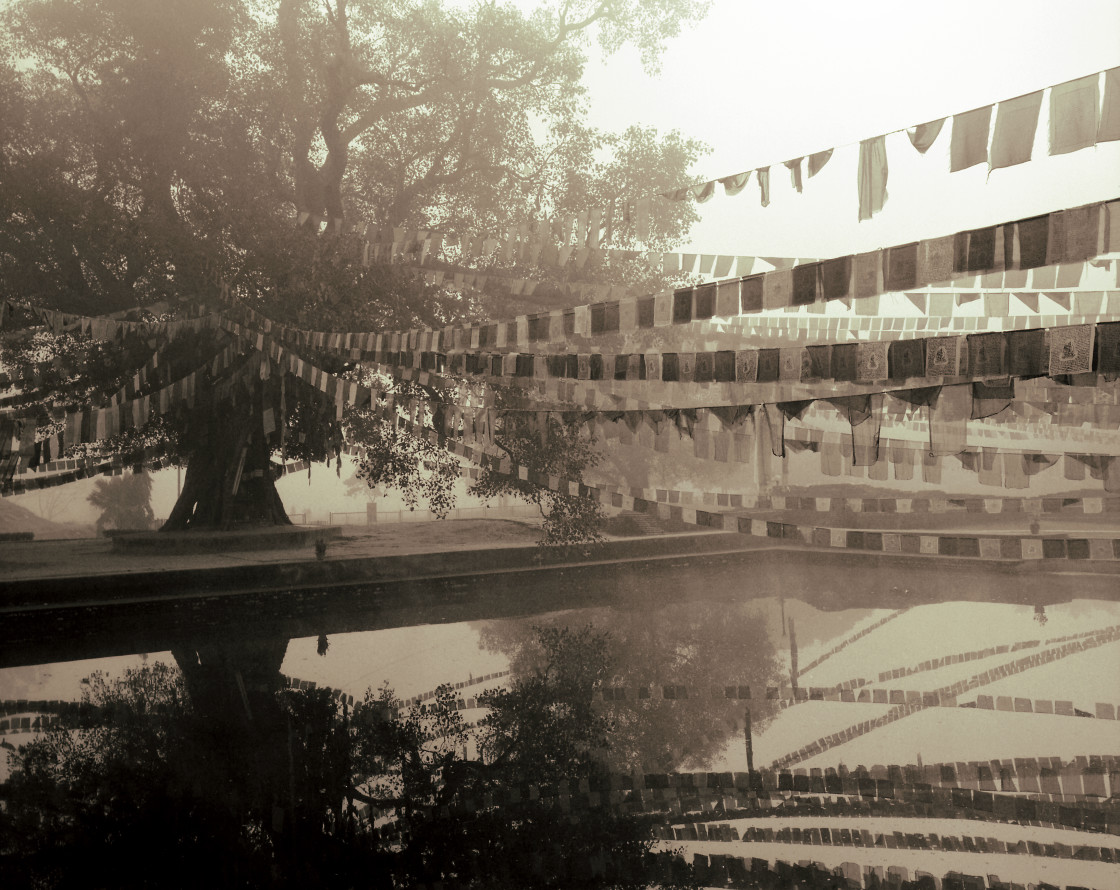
[789,617,799,691]
[744,706,754,775]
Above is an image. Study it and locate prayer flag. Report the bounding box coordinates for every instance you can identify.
[757,167,771,207]
[907,118,945,153]
[1097,321,1120,373]
[888,339,924,380]
[762,269,792,309]
[820,256,852,299]
[720,171,751,196]
[929,384,971,455]
[792,262,819,305]
[857,136,888,220]
[1048,324,1094,374]
[1008,328,1046,376]
[784,157,805,193]
[1099,67,1120,143]
[884,242,918,291]
[990,91,1043,170]
[950,105,992,171]
[1050,74,1100,155]
[972,380,1013,419]
[807,148,834,177]
[925,336,962,376]
[856,342,888,381]
[917,235,955,285]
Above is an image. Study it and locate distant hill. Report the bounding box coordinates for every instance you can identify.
[0,500,95,539]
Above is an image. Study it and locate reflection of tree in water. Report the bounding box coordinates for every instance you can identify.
[479,601,782,773]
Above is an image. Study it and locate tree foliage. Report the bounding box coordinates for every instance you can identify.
[86,468,156,531]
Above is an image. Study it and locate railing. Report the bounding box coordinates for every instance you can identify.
[323,504,540,525]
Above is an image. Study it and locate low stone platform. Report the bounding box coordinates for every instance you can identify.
[110,524,343,554]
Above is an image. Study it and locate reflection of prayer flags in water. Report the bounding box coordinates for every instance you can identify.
[1048,324,1094,374]
[978,450,1001,487]
[821,442,842,476]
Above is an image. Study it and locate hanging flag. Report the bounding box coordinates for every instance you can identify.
[691,181,716,203]
[1049,324,1094,374]
[784,157,805,193]
[807,149,833,177]
[1099,67,1120,143]
[857,136,888,221]
[720,171,751,196]
[757,167,771,207]
[972,380,1014,419]
[949,105,992,172]
[883,242,918,291]
[925,336,962,376]
[907,118,946,153]
[990,91,1043,170]
[820,256,851,299]
[634,198,651,242]
[1050,73,1100,155]
[929,384,971,455]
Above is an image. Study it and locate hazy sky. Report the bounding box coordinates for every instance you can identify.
[579,0,1120,258]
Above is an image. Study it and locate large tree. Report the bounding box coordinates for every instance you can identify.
[0,0,711,533]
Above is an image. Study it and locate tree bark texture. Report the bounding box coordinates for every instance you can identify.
[162,381,291,531]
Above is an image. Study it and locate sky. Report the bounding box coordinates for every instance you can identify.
[579,0,1120,258]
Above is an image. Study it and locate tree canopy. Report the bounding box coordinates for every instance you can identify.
[0,0,711,538]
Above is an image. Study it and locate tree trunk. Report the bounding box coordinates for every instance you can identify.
[162,381,291,531]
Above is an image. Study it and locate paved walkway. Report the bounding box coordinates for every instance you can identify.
[0,520,550,584]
